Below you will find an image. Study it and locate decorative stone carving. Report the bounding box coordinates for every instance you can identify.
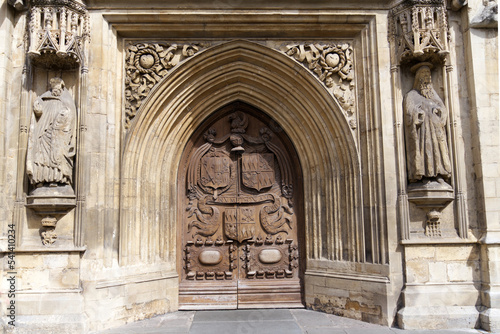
[470,0,498,29]
[404,62,453,231]
[124,42,206,128]
[28,0,90,69]
[27,77,76,187]
[389,0,450,64]
[123,41,355,129]
[26,77,77,245]
[283,43,356,117]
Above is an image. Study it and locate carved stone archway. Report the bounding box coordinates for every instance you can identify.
[120,40,362,306]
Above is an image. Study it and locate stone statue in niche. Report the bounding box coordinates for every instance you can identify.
[27,77,76,191]
[404,62,454,237]
[26,77,77,245]
[404,62,451,187]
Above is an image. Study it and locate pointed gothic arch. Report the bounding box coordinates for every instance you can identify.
[119,40,363,269]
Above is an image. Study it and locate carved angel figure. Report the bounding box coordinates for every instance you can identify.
[404,63,451,184]
[27,77,76,188]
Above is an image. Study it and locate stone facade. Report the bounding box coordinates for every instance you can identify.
[0,0,497,333]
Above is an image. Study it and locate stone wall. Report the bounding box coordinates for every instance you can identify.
[0,0,498,333]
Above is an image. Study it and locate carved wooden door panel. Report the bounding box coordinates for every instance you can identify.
[178,104,303,309]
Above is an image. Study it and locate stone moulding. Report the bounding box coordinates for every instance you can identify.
[124,40,356,130]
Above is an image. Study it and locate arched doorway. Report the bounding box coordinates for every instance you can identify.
[177,102,304,309]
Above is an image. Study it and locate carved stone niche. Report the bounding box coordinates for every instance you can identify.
[27,0,90,70]
[404,62,453,237]
[389,0,450,64]
[25,77,77,245]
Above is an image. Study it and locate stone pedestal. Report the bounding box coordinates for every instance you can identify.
[26,185,76,245]
[408,181,454,238]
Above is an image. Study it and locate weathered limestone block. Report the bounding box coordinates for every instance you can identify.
[405,261,429,283]
[399,245,481,329]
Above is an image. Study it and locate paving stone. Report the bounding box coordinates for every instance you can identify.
[305,328,347,334]
[94,309,488,334]
[189,320,301,334]
[390,329,483,334]
[345,328,394,334]
[193,309,294,322]
[291,309,335,327]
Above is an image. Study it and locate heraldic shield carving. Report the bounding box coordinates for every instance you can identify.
[179,103,302,309]
[242,153,275,192]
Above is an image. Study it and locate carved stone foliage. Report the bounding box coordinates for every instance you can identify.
[283,43,356,120]
[124,42,207,128]
[389,0,450,64]
[28,0,90,69]
[123,41,357,129]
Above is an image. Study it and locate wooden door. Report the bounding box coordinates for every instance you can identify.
[178,103,303,309]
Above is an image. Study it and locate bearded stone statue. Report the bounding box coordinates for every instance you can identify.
[404,63,452,185]
[27,77,77,190]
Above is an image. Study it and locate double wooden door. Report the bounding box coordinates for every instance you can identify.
[178,103,303,309]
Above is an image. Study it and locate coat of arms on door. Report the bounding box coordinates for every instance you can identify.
[241,153,275,191]
[183,109,297,281]
[200,151,232,199]
[224,207,256,242]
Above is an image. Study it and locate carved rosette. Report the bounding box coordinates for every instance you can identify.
[282,43,356,125]
[124,42,208,129]
[389,0,450,64]
[28,0,90,69]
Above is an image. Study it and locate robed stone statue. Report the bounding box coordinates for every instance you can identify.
[27,77,76,190]
[404,63,452,185]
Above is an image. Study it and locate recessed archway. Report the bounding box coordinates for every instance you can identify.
[119,40,362,285]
